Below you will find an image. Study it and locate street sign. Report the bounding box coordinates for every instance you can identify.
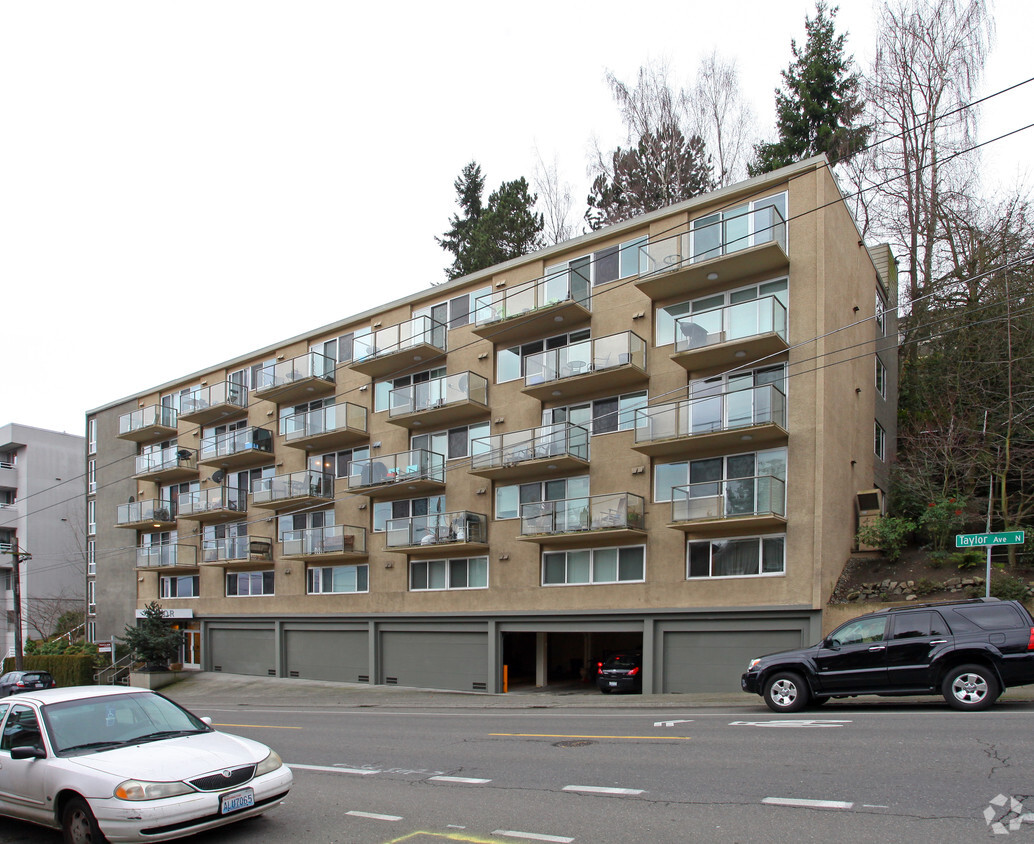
[955,531,1025,548]
[96,641,112,654]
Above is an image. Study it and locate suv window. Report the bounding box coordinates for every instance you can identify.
[831,616,888,646]
[947,604,1026,633]
[891,611,950,639]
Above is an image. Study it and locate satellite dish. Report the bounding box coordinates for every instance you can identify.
[212,470,225,484]
[128,495,135,504]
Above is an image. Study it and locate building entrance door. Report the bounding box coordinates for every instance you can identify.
[182,625,201,669]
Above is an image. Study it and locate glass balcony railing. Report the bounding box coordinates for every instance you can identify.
[116,499,176,526]
[473,267,591,326]
[178,486,247,518]
[635,385,787,444]
[640,204,787,275]
[134,446,198,477]
[346,449,445,489]
[386,511,487,549]
[470,423,589,471]
[136,543,197,569]
[388,372,488,418]
[524,331,646,388]
[520,493,645,536]
[281,402,368,443]
[118,405,177,438]
[199,427,272,462]
[180,381,248,419]
[673,296,787,353]
[255,351,335,395]
[353,315,447,363]
[282,524,367,557]
[202,535,272,563]
[671,475,786,522]
[251,471,333,506]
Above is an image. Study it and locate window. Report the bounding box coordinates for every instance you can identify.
[876,292,886,337]
[374,366,446,413]
[279,397,333,435]
[689,192,787,260]
[414,290,483,331]
[875,421,886,461]
[891,611,949,639]
[160,575,199,598]
[496,476,588,520]
[830,615,887,646]
[1,705,41,752]
[542,391,647,436]
[410,557,488,590]
[373,495,444,533]
[87,579,96,613]
[497,329,591,384]
[161,385,196,414]
[87,500,96,536]
[307,564,369,594]
[310,446,370,479]
[687,535,785,578]
[87,459,96,494]
[411,422,490,461]
[87,540,96,575]
[279,508,333,541]
[542,546,644,585]
[655,448,787,505]
[875,358,887,399]
[655,278,788,347]
[87,419,97,455]
[545,236,646,288]
[226,570,274,596]
[86,621,96,643]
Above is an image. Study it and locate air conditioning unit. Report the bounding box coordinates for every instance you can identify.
[855,489,884,551]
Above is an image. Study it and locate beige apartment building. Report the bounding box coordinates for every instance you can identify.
[86,156,897,693]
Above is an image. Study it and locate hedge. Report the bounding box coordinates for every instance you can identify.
[2,655,96,687]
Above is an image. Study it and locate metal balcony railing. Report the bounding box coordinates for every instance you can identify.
[473,266,591,326]
[255,351,335,394]
[470,422,589,471]
[346,449,445,489]
[118,405,177,437]
[281,402,368,442]
[180,381,248,417]
[116,499,176,526]
[520,493,645,536]
[134,446,198,476]
[199,427,272,461]
[178,486,247,518]
[202,535,272,563]
[635,384,787,444]
[385,511,487,549]
[251,471,333,506]
[353,315,447,363]
[388,372,488,417]
[524,331,646,388]
[282,525,367,557]
[671,475,786,522]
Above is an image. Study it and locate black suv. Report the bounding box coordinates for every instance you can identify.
[741,598,1034,712]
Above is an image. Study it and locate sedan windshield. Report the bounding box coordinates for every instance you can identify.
[43,693,211,754]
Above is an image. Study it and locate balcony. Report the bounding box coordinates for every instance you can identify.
[346,449,445,499]
[117,405,177,443]
[636,205,788,301]
[671,296,788,375]
[115,499,177,530]
[201,535,273,565]
[253,351,336,403]
[471,269,591,342]
[523,331,648,402]
[282,525,368,561]
[133,446,198,483]
[469,423,589,481]
[517,493,646,546]
[388,372,488,429]
[179,382,248,425]
[669,475,786,536]
[198,426,273,468]
[135,543,197,571]
[633,385,788,459]
[281,402,368,451]
[385,511,488,556]
[349,316,447,378]
[178,487,247,522]
[251,471,333,510]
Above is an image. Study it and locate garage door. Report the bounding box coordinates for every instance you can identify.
[381,631,487,692]
[285,630,368,682]
[663,629,805,693]
[209,628,276,677]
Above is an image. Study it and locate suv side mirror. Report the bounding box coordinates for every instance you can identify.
[823,637,840,650]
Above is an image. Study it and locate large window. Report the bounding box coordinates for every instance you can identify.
[875,358,887,399]
[160,575,199,598]
[312,327,369,365]
[497,329,591,384]
[496,475,588,521]
[87,459,96,494]
[542,391,647,435]
[410,557,488,591]
[307,564,369,594]
[226,570,274,597]
[655,448,787,504]
[87,540,96,575]
[87,419,97,455]
[87,579,95,614]
[373,495,445,533]
[375,366,446,413]
[656,278,788,347]
[875,421,886,461]
[690,192,787,259]
[310,446,370,479]
[280,508,333,541]
[545,236,646,289]
[542,546,645,585]
[414,289,487,331]
[87,500,96,536]
[688,535,785,578]
[411,422,490,462]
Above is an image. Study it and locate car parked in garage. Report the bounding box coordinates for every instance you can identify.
[596,652,643,693]
[0,685,292,842]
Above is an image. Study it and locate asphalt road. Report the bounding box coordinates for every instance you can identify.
[5,678,1034,843]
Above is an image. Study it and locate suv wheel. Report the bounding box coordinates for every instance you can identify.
[942,664,999,711]
[763,671,809,713]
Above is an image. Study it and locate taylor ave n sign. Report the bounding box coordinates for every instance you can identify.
[955,531,1026,548]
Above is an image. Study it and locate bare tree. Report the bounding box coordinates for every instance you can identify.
[692,50,756,187]
[533,147,576,245]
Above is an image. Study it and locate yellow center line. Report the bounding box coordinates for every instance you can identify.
[213,723,303,730]
[489,733,690,740]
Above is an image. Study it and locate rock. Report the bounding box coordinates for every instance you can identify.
[906,594,918,601]
[846,591,860,602]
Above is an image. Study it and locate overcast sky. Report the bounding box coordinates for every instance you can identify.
[2,0,1031,436]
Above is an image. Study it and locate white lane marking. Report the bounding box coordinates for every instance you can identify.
[492,831,574,843]
[763,797,854,810]
[863,804,890,809]
[346,810,403,821]
[730,719,852,728]
[429,775,491,784]
[563,785,644,796]
[288,763,380,775]
[654,719,693,727]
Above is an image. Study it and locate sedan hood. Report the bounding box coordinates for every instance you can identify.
[68,731,268,781]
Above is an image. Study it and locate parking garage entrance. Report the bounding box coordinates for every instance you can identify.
[501,629,643,691]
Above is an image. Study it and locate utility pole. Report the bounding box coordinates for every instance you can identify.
[9,540,31,671]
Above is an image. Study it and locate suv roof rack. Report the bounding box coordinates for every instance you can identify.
[883,597,1000,613]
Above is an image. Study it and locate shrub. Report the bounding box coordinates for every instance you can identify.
[917,495,967,552]
[856,516,915,562]
[954,550,984,570]
[119,601,182,671]
[1,654,96,686]
[990,575,1029,602]
[914,578,939,596]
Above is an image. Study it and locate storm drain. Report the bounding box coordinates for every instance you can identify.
[554,740,596,748]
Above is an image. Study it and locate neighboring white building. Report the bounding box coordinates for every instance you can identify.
[0,423,86,657]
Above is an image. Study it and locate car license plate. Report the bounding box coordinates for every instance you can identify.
[609,681,618,687]
[220,788,255,815]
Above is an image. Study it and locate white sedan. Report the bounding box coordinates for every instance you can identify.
[0,685,292,843]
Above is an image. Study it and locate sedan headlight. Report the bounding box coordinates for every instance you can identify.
[255,749,284,776]
[746,658,761,672]
[115,779,193,801]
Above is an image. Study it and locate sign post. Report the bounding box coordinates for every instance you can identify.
[955,532,1025,598]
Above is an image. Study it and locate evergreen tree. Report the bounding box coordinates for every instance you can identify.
[119,600,182,671]
[749,2,869,175]
[438,162,544,280]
